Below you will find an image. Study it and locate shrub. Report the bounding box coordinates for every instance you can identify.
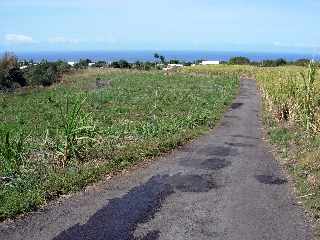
[169,59,180,64]
[94,61,107,68]
[119,60,130,69]
[261,58,287,67]
[111,60,130,69]
[25,61,60,86]
[0,53,26,90]
[229,56,250,65]
[294,59,310,67]
[55,60,72,74]
[74,59,91,69]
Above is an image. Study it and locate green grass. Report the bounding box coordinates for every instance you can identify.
[0,69,239,220]
[263,108,320,238]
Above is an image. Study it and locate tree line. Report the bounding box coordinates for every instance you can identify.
[0,52,316,91]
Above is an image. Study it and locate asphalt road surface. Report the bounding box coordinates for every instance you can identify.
[0,78,312,240]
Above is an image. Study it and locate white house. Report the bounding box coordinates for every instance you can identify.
[163,64,184,71]
[67,61,76,66]
[19,65,28,70]
[168,64,184,68]
[201,61,220,65]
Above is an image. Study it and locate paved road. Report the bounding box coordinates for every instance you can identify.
[0,79,312,240]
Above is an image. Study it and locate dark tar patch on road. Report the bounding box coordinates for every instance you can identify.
[53,173,217,240]
[255,175,287,185]
[204,146,237,157]
[225,142,255,148]
[230,102,243,109]
[200,158,231,170]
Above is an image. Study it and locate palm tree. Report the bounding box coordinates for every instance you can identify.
[154,53,160,62]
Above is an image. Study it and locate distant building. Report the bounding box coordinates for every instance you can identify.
[201,61,220,65]
[163,64,184,71]
[67,61,76,66]
[19,66,28,70]
[168,64,184,68]
[88,62,95,67]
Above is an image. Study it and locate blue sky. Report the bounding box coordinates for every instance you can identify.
[1,0,319,53]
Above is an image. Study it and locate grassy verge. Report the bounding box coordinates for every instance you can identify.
[262,105,320,237]
[0,69,239,220]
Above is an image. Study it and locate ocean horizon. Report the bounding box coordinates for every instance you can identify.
[5,50,320,63]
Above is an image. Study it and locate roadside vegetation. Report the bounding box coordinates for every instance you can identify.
[0,53,71,91]
[0,66,239,220]
[183,62,320,235]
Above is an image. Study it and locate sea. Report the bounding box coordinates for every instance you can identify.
[11,50,320,63]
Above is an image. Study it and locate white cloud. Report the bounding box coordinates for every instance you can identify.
[48,37,80,44]
[5,34,34,44]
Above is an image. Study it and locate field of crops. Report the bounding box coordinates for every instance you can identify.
[183,64,320,133]
[0,69,239,220]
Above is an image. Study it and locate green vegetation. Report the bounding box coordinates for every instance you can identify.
[0,68,239,220]
[0,53,27,90]
[229,56,250,65]
[0,53,71,90]
[182,63,320,234]
[74,59,92,69]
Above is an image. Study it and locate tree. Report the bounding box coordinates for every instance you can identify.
[275,58,287,66]
[154,53,160,61]
[154,53,166,64]
[159,55,166,64]
[94,61,107,68]
[261,58,287,67]
[0,52,26,90]
[169,59,180,64]
[111,61,120,68]
[229,56,250,65]
[119,60,130,68]
[195,59,205,65]
[111,60,130,69]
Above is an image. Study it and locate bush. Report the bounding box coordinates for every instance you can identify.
[25,61,60,86]
[0,53,26,90]
[229,56,250,65]
[261,58,287,67]
[111,60,130,69]
[294,59,310,67]
[94,61,107,68]
[74,59,91,69]
[55,60,72,74]
[169,59,180,64]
